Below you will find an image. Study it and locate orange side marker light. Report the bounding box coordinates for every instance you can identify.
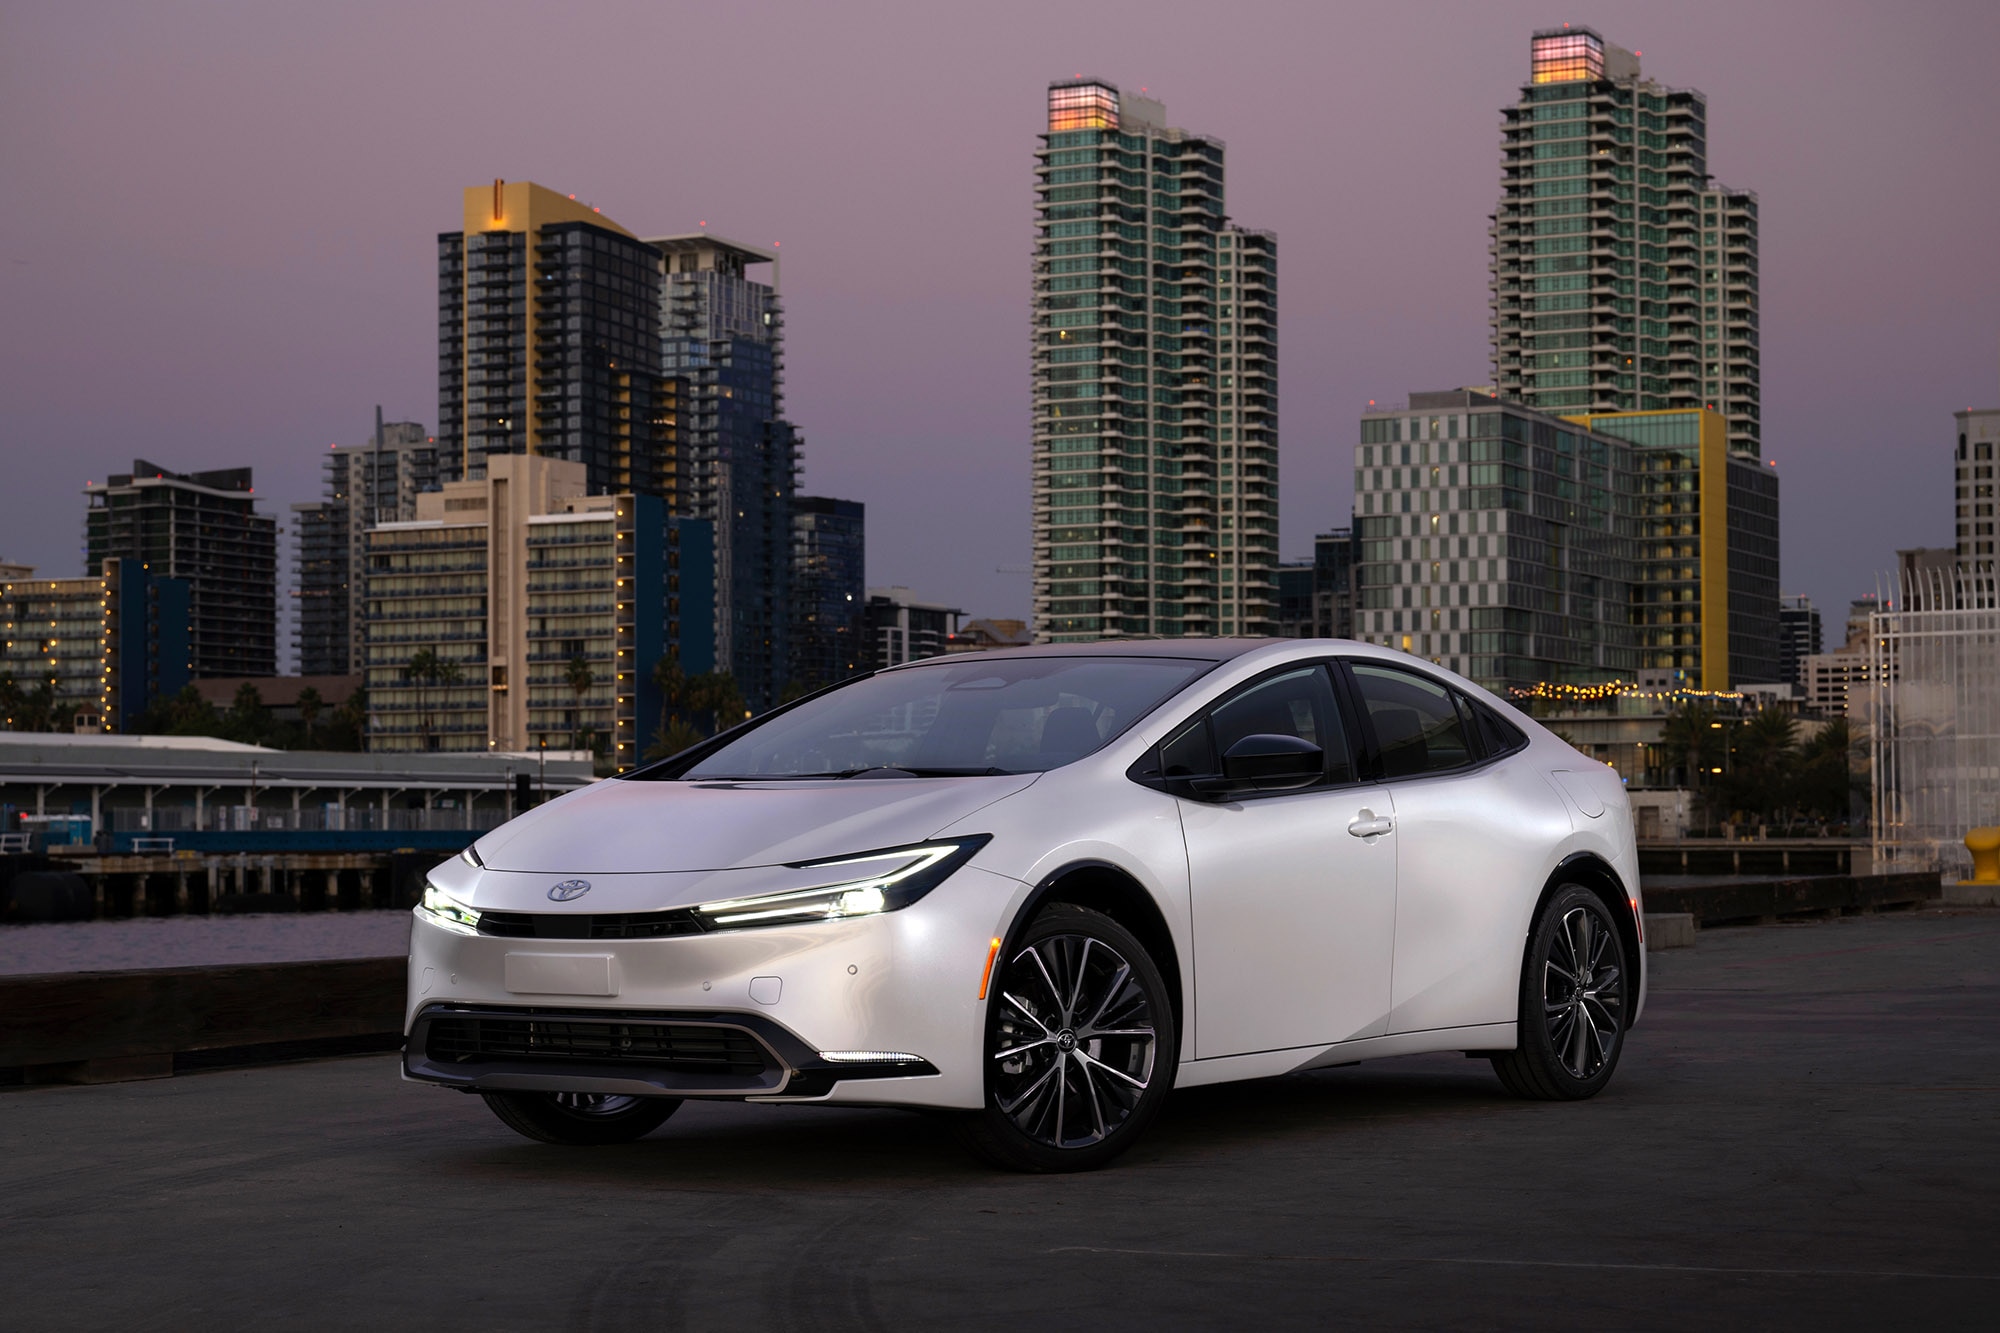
[977,937,1003,999]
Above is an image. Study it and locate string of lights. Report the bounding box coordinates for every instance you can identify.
[1508,680,1748,704]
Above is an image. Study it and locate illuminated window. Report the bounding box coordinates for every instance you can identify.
[1531,31,1605,85]
[1049,82,1120,132]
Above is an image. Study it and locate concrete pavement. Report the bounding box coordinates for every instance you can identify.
[3,908,1996,1330]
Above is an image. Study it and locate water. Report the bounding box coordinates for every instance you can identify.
[0,911,414,976]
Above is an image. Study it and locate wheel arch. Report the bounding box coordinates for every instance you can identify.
[1004,859,1185,1044]
[1536,851,1644,1031]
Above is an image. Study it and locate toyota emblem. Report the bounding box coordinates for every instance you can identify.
[547,879,593,902]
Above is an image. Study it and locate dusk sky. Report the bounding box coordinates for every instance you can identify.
[4,0,1996,663]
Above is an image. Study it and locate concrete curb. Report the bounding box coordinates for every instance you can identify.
[1641,871,1940,926]
[1942,883,2000,907]
[1643,913,1696,950]
[1,956,403,1085]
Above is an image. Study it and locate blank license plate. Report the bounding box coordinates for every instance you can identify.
[503,953,618,996]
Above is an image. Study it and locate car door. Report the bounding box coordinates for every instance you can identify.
[1167,663,1398,1058]
[1342,659,1574,1035]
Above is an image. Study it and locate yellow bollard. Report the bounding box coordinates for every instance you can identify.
[1967,827,2000,884]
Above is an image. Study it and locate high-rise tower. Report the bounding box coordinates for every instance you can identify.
[85,461,276,679]
[293,417,438,677]
[438,181,675,500]
[1490,28,1761,456]
[789,496,866,692]
[647,234,798,710]
[1957,406,1998,571]
[1031,79,1278,642]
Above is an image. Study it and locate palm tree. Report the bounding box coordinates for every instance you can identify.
[1795,717,1857,827]
[645,653,748,760]
[226,681,272,746]
[692,670,746,735]
[1658,700,1722,790]
[296,685,324,749]
[566,654,595,754]
[404,648,459,751]
[1730,707,1798,825]
[20,678,58,732]
[332,684,368,752]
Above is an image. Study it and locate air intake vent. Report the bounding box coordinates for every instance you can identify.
[426,1015,770,1077]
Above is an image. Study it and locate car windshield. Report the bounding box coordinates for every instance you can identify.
[662,656,1213,780]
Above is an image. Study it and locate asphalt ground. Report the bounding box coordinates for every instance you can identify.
[3,907,1996,1331]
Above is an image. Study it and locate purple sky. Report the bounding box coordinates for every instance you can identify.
[4,0,1996,663]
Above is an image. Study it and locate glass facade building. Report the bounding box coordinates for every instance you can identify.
[1354,391,1640,693]
[438,181,676,502]
[1568,408,1779,688]
[1777,593,1822,688]
[1274,529,1359,640]
[649,235,799,712]
[84,461,276,679]
[1031,79,1278,641]
[790,495,866,692]
[293,419,439,677]
[0,559,189,734]
[1490,28,1762,456]
[864,587,962,670]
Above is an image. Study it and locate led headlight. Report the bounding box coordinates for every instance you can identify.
[695,835,991,930]
[417,879,481,933]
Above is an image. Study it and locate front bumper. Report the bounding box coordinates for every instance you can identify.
[403,863,1029,1109]
[404,1002,937,1100]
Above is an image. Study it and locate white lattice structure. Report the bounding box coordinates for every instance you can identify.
[1870,565,2000,880]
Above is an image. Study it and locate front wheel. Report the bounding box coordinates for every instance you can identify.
[1490,885,1629,1100]
[481,1091,682,1145]
[957,904,1176,1173]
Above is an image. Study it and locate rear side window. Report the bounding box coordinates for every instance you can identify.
[1348,662,1474,777]
[1470,698,1528,758]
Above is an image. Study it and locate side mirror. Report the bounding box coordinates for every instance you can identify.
[1191,733,1324,795]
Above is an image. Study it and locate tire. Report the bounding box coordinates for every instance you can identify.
[480,1091,682,1145]
[1491,884,1630,1100]
[957,904,1176,1173]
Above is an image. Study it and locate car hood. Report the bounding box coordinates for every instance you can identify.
[471,773,1041,874]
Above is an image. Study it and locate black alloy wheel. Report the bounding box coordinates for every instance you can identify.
[1490,884,1629,1100]
[959,903,1176,1172]
[481,1090,683,1145]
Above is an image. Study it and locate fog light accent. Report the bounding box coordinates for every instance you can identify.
[817,1050,924,1064]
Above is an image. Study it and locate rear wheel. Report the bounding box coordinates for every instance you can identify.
[1490,885,1629,1100]
[958,904,1175,1173]
[480,1091,682,1145]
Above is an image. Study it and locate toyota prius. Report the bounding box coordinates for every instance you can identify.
[406,640,1643,1171]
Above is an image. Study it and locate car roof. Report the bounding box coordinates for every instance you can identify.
[885,638,1354,668]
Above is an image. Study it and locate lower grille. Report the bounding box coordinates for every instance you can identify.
[426,1014,771,1077]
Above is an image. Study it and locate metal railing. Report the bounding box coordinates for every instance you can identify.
[106,806,509,835]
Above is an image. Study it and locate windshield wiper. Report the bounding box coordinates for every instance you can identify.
[687,765,1016,781]
[841,765,1014,778]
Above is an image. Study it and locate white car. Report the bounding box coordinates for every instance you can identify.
[406,640,1644,1171]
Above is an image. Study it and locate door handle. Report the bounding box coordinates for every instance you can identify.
[1347,810,1394,838]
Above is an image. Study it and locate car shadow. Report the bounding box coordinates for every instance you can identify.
[426,1051,1541,1189]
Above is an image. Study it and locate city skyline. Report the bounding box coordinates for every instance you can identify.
[3,1,1997,639]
